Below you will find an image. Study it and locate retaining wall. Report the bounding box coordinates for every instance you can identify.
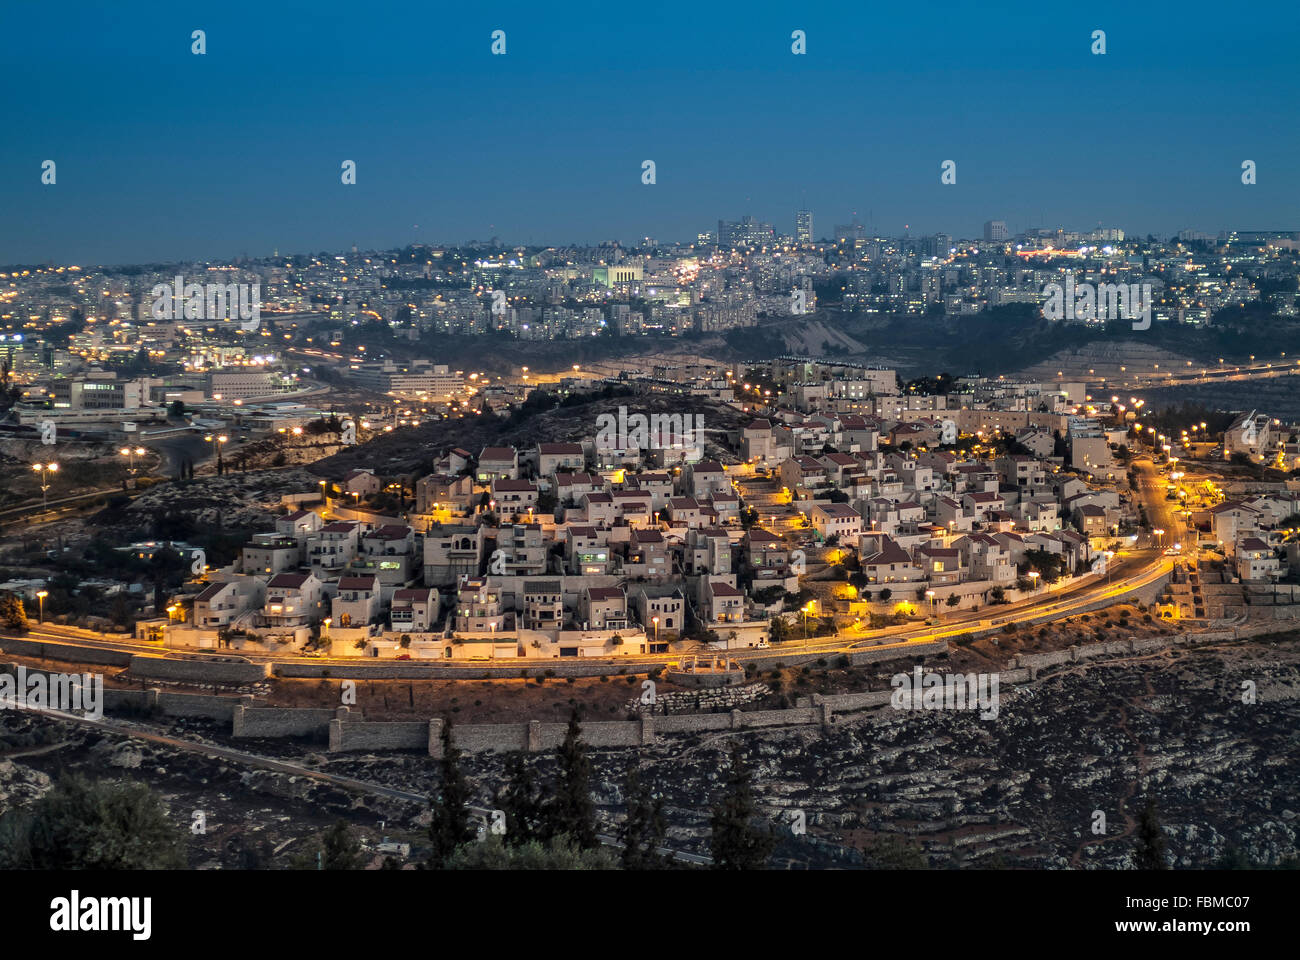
[0,636,133,667]
[157,691,250,720]
[328,719,429,752]
[847,639,948,665]
[129,654,269,684]
[232,705,338,737]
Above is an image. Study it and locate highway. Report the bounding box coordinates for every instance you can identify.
[1087,358,1300,391]
[18,544,1173,675]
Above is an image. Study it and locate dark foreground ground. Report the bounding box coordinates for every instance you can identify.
[0,635,1296,869]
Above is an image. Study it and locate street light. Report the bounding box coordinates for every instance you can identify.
[205,433,229,473]
[1028,571,1040,591]
[1153,527,1165,547]
[322,618,332,641]
[32,462,58,510]
[652,616,659,647]
[36,590,47,623]
[925,589,936,616]
[120,445,147,488]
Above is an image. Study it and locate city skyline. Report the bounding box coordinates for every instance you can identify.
[0,217,1287,271]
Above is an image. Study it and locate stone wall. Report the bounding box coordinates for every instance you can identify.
[158,691,250,720]
[628,683,770,715]
[232,704,338,737]
[0,664,252,721]
[129,654,270,685]
[328,719,430,752]
[275,661,657,680]
[0,636,133,667]
[848,639,947,665]
[315,620,1298,755]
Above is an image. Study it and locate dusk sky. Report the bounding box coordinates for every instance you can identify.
[4,0,1299,264]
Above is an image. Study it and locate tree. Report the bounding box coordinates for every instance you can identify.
[0,773,185,869]
[1134,795,1167,870]
[547,710,598,849]
[709,743,776,870]
[0,593,29,632]
[620,766,667,870]
[428,719,475,867]
[878,588,892,602]
[444,834,616,869]
[1023,548,1064,583]
[497,755,545,847]
[321,820,364,869]
[945,594,960,608]
[292,819,364,870]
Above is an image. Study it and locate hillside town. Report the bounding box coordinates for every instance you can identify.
[0,353,1252,664]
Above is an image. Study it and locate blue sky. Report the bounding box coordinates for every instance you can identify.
[3,0,1298,263]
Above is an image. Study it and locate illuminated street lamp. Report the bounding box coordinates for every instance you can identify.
[204,433,229,473]
[925,589,936,616]
[32,461,58,510]
[322,618,332,641]
[651,616,659,646]
[120,445,147,487]
[1153,527,1166,547]
[1027,571,1040,591]
[36,590,48,623]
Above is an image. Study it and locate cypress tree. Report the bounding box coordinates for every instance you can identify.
[428,719,474,867]
[1134,795,1167,870]
[620,765,667,870]
[549,709,598,849]
[497,754,545,847]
